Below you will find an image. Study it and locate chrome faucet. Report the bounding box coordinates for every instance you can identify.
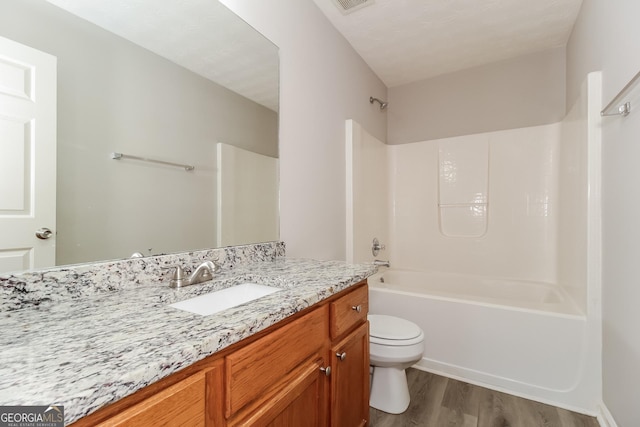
[164,260,220,288]
[373,259,390,268]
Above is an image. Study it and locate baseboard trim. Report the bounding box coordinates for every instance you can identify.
[597,403,618,427]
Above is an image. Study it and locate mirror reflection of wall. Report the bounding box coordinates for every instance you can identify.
[217,143,279,247]
[0,0,279,268]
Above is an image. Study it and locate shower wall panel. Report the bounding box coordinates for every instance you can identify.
[345,120,389,263]
[389,124,561,283]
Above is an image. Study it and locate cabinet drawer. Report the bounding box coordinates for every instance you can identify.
[329,284,368,340]
[225,306,328,418]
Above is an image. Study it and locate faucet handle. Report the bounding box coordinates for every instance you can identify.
[199,267,213,282]
[210,256,221,270]
[372,237,386,256]
[161,265,186,288]
[200,260,221,281]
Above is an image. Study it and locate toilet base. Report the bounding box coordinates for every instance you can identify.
[369,366,410,414]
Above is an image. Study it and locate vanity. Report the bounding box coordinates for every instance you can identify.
[0,242,374,426]
[77,281,369,427]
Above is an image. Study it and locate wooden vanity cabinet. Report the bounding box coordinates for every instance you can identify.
[328,285,370,427]
[72,281,369,427]
[92,360,225,427]
[225,306,329,426]
[233,282,370,427]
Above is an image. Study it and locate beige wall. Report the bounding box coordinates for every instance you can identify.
[567,1,640,425]
[387,47,566,144]
[0,0,278,264]
[220,0,387,261]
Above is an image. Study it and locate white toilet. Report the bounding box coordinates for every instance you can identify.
[368,314,425,414]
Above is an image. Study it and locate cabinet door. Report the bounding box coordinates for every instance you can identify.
[331,322,369,427]
[226,307,328,418]
[229,357,327,427]
[96,371,207,427]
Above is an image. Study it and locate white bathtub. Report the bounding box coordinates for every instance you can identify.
[370,269,581,315]
[368,269,598,413]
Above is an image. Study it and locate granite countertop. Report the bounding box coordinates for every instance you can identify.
[0,257,375,425]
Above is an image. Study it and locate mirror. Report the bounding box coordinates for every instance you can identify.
[0,0,279,270]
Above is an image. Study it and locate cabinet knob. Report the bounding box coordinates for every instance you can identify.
[320,366,331,376]
[352,305,362,313]
[336,352,347,361]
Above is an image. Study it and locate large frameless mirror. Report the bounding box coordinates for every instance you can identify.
[0,0,279,273]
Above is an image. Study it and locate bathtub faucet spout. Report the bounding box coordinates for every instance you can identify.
[373,259,390,268]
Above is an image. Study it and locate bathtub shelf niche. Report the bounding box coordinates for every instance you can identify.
[437,136,489,238]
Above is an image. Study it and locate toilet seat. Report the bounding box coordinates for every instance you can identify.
[369,314,424,346]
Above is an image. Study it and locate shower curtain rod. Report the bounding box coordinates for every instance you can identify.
[601,68,640,117]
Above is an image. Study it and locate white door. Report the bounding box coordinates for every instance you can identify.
[0,36,56,273]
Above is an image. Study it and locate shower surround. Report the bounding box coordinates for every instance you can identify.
[347,72,602,414]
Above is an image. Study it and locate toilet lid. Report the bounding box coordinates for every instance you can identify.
[368,314,422,340]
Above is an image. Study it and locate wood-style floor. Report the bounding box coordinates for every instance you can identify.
[369,369,599,427]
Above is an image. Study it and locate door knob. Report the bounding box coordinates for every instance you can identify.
[320,366,331,376]
[336,352,347,361]
[35,228,53,240]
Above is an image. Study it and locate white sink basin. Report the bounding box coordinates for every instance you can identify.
[169,283,281,316]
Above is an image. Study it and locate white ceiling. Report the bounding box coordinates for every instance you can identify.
[312,0,583,87]
[46,0,279,111]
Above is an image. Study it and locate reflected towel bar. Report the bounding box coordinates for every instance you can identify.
[601,68,640,117]
[110,152,195,171]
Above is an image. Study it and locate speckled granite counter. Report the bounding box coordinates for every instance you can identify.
[0,244,375,425]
